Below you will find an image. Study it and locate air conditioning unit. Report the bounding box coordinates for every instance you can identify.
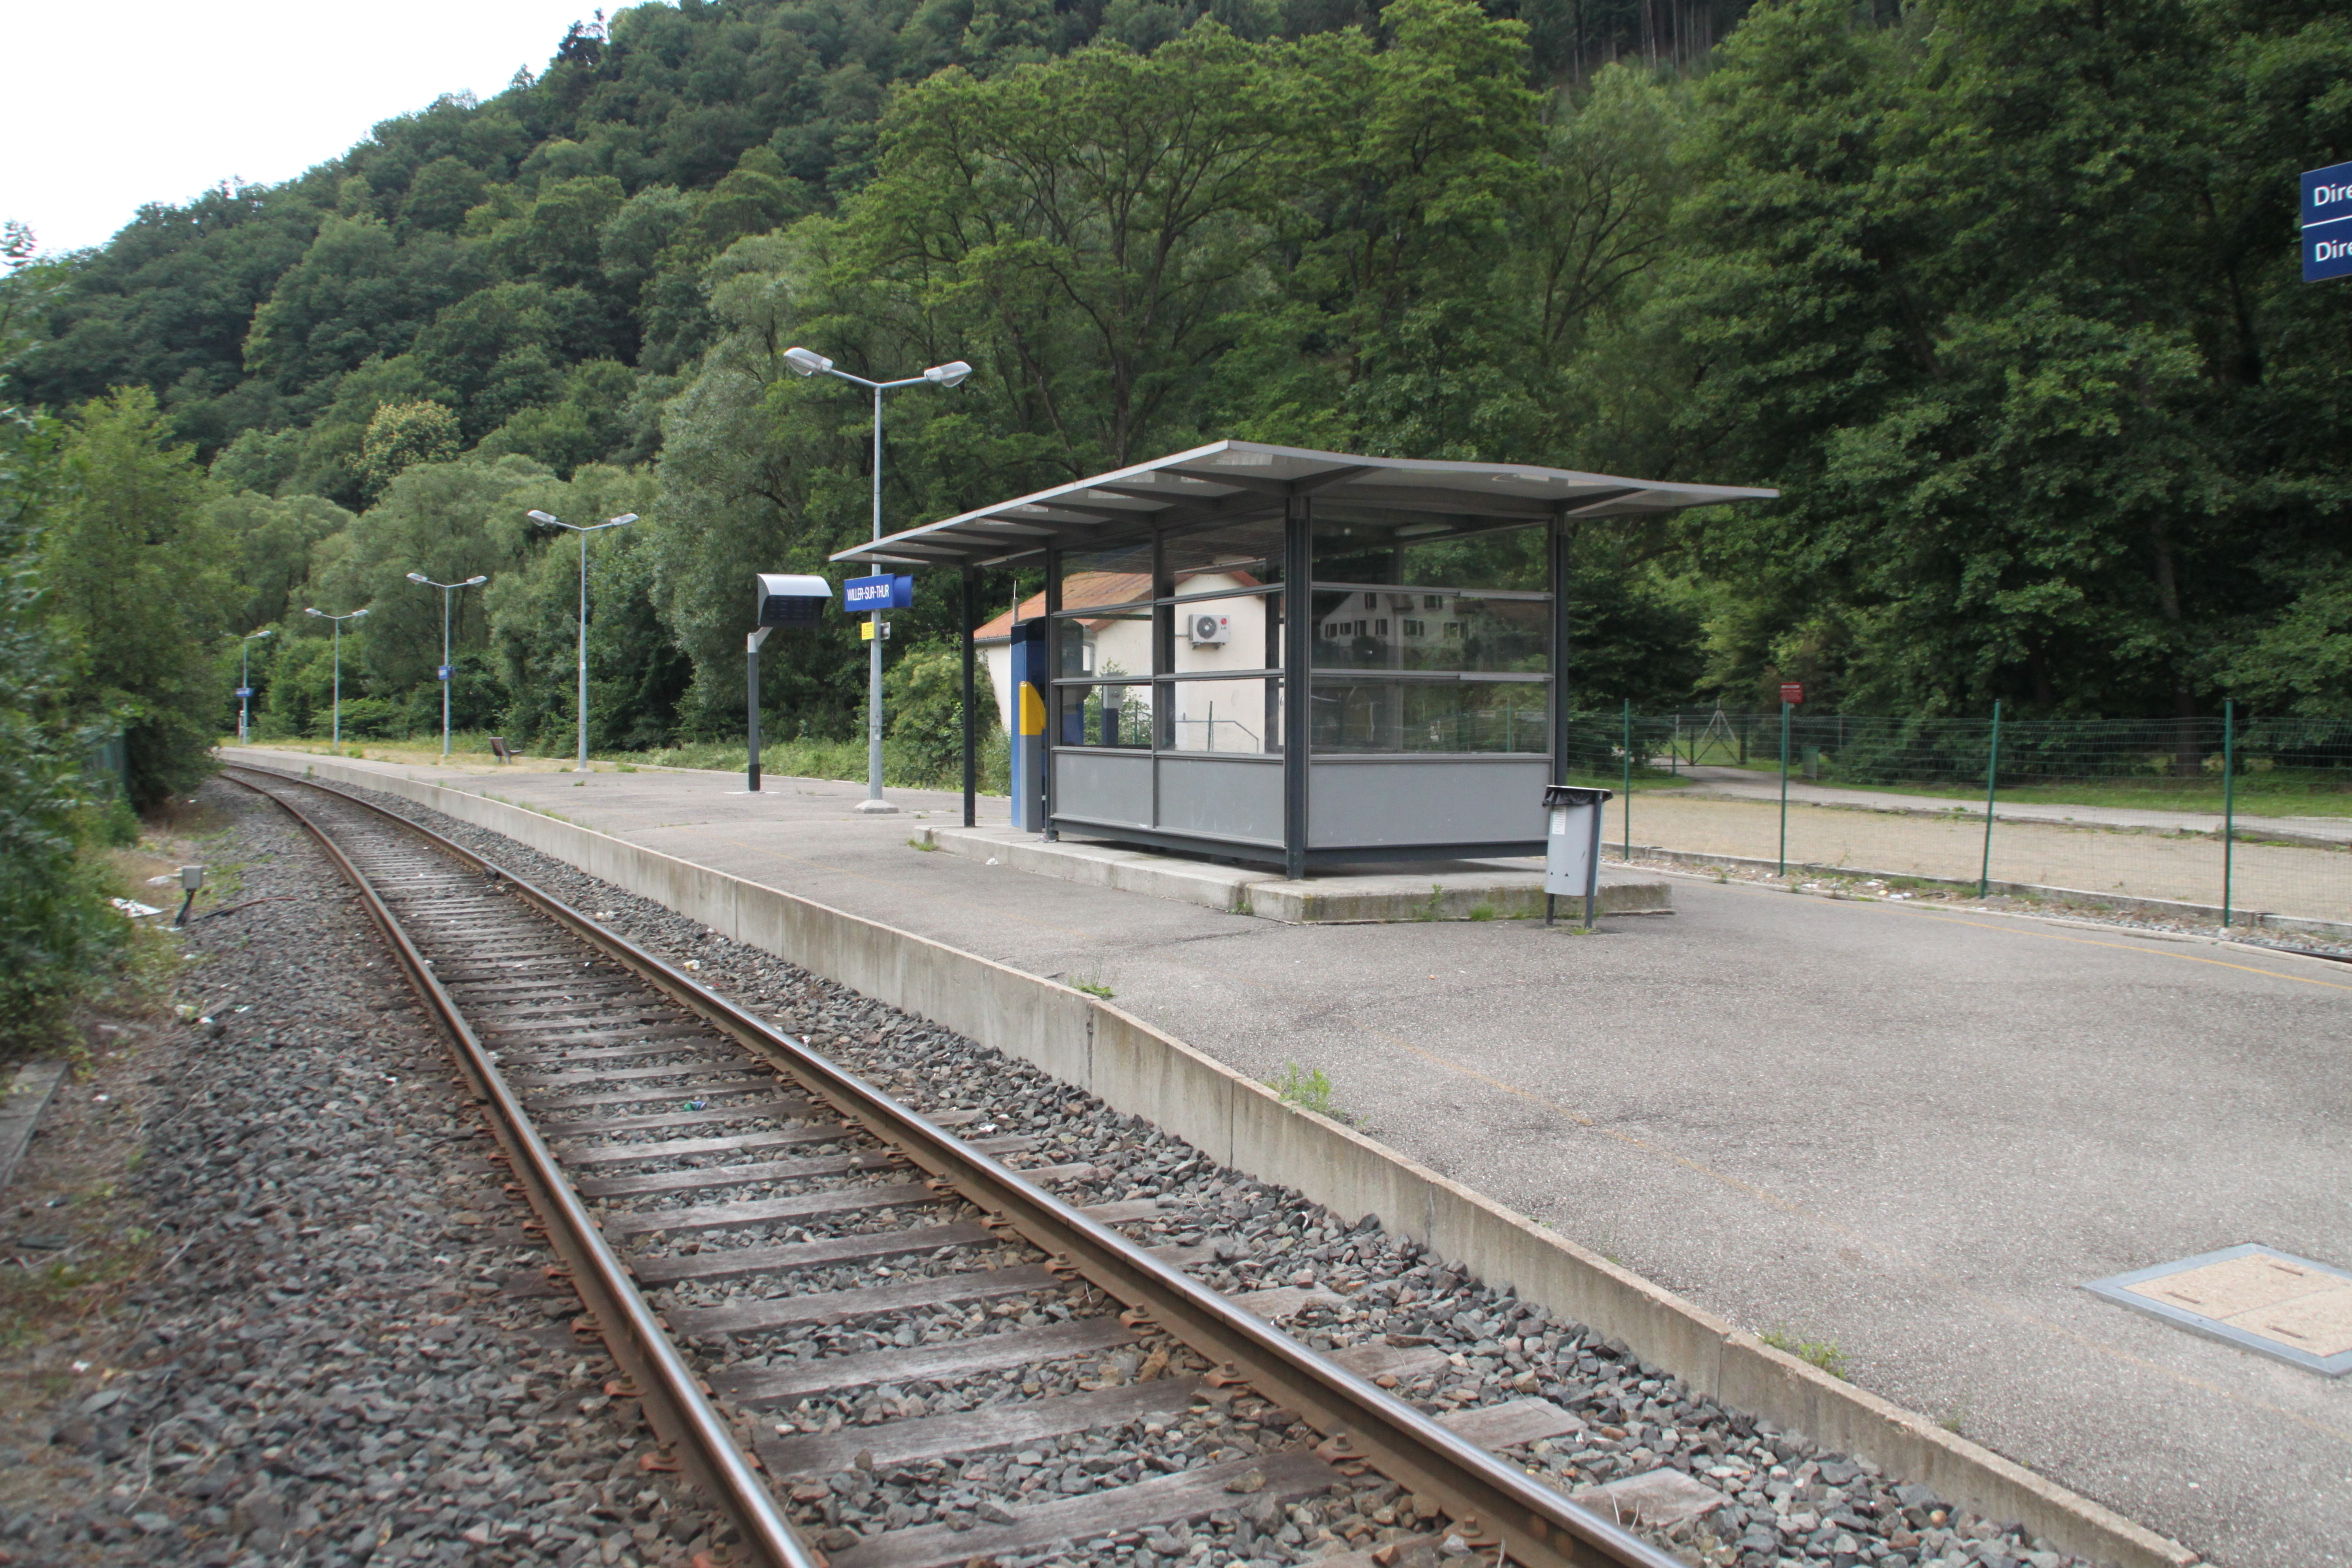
[1189,613,1231,647]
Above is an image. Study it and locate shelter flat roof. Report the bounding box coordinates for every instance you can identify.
[830,441,1777,570]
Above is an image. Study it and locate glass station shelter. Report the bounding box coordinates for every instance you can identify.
[835,441,1774,880]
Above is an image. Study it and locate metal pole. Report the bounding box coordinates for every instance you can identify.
[332,619,343,752]
[961,566,978,828]
[441,584,454,758]
[1980,700,2003,897]
[240,641,251,743]
[865,383,889,809]
[1621,698,1632,861]
[2222,699,2236,926]
[747,628,767,792]
[577,527,590,772]
[1777,700,1790,875]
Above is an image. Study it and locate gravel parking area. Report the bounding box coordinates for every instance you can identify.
[318,775,2110,1568]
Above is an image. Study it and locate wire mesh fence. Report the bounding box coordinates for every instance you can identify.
[1560,706,2352,935]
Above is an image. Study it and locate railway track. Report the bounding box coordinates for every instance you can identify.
[221,764,1680,1568]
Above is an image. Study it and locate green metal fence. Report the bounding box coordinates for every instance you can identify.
[1559,706,2352,937]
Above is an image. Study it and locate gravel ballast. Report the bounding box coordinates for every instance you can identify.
[283,771,2115,1568]
[2,780,725,1567]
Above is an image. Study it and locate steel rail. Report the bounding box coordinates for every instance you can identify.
[220,767,820,1568]
[223,763,1682,1568]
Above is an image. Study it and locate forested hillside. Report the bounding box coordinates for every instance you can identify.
[2,0,2348,811]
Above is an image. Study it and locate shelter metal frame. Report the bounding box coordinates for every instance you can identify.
[837,441,1773,879]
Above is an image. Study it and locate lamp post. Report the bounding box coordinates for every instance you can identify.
[236,628,273,743]
[303,607,368,752]
[783,347,972,814]
[405,572,489,758]
[525,510,640,772]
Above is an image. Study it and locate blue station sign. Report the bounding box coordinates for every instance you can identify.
[436,665,454,681]
[843,573,914,611]
[234,687,255,698]
[2303,160,2352,282]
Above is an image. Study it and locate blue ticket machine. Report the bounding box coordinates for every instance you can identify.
[1009,619,1048,831]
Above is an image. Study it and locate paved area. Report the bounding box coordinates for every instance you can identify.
[229,748,2352,1566]
[1667,763,2352,846]
[1614,776,2350,926]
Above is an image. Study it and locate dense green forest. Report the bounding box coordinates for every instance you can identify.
[2,0,2348,835]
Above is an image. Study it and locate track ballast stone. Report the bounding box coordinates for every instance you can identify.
[274,773,2112,1568]
[2,780,725,1568]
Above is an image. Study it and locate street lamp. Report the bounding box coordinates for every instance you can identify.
[525,510,640,772]
[406,572,490,759]
[236,628,273,743]
[303,607,369,752]
[784,347,973,814]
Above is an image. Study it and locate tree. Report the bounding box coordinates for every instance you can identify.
[41,387,234,806]
[357,399,462,496]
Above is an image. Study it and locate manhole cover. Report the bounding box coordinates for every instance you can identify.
[2086,1244,2352,1375]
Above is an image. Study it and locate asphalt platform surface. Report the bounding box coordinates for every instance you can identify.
[228,750,2352,1566]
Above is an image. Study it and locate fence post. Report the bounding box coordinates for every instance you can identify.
[1621,699,1633,861]
[1777,700,1791,876]
[1979,700,2002,897]
[2222,699,2236,927]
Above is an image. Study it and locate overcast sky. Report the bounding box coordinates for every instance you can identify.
[5,0,598,255]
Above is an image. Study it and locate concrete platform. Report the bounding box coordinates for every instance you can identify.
[918,824,1672,922]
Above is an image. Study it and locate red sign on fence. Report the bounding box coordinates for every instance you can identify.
[1779,682,1805,706]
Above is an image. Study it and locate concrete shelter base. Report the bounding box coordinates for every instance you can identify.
[919,823,1673,922]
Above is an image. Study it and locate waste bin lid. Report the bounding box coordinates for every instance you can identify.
[1543,785,1614,807]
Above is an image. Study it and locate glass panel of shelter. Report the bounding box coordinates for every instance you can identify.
[1307,515,1553,756]
[1045,509,1554,760]
[1049,531,1287,756]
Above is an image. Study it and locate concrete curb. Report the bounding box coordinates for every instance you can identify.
[0,1059,68,1197]
[1623,844,2352,946]
[227,750,2198,1568]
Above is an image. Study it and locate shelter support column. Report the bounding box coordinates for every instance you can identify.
[961,565,978,828]
[1548,513,1573,786]
[1043,546,1061,841]
[1282,494,1313,881]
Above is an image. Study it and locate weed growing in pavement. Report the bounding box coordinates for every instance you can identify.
[1760,1327,1848,1378]
[1467,904,1497,921]
[1940,1401,1971,1435]
[1267,1062,1349,1122]
[907,838,938,852]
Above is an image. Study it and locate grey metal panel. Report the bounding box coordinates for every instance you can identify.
[1306,757,1550,848]
[1156,754,1284,845]
[1054,750,1154,828]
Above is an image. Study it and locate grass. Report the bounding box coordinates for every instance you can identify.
[1758,1327,1848,1378]
[1266,1062,1345,1121]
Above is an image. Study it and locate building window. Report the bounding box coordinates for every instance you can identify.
[1363,592,1378,609]
[1376,619,1389,636]
[1402,619,1425,638]
[1443,622,1462,639]
[1424,594,1443,609]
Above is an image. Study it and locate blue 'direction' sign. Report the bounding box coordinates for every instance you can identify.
[436,665,454,681]
[2304,160,2352,282]
[844,573,914,610]
[234,687,255,698]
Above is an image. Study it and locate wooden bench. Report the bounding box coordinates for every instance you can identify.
[488,736,514,764]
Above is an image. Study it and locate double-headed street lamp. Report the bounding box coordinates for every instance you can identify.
[783,347,972,814]
[303,606,368,752]
[406,572,489,758]
[525,510,640,772]
[236,627,273,743]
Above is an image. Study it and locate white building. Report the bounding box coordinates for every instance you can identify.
[974,568,1270,752]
